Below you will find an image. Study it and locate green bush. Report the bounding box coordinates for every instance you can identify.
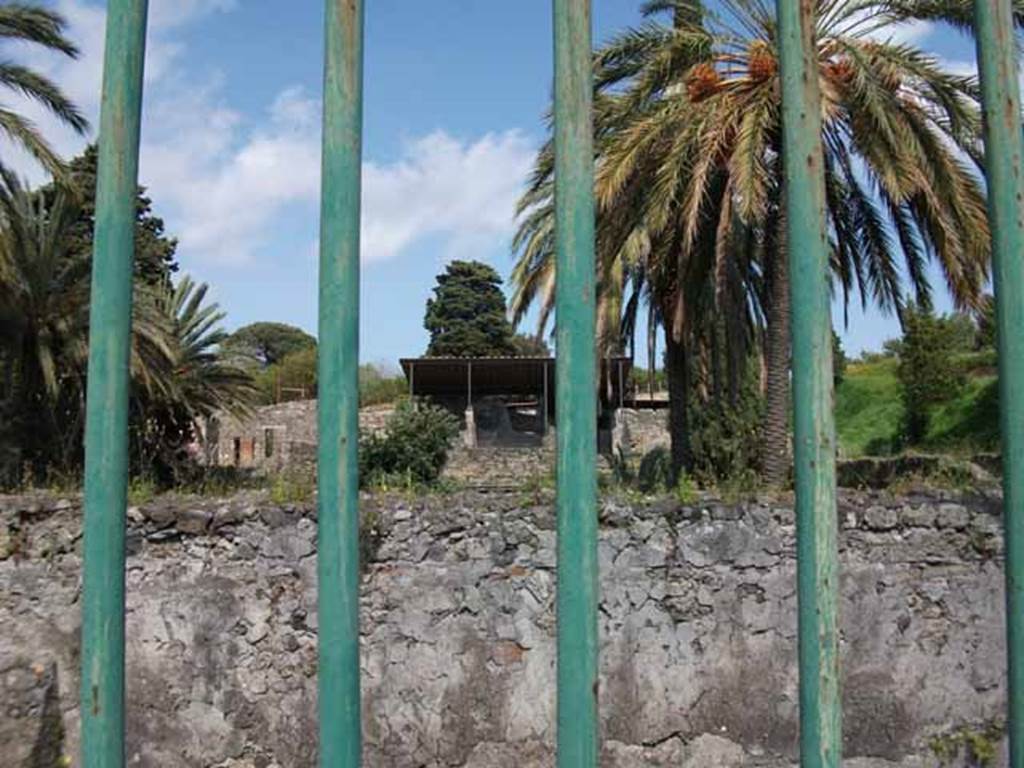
[898,305,968,444]
[637,446,673,493]
[687,360,763,485]
[833,330,847,388]
[360,400,460,488]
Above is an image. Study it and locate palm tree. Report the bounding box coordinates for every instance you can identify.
[0,173,169,476]
[0,3,88,176]
[0,170,254,483]
[512,0,990,484]
[131,276,256,482]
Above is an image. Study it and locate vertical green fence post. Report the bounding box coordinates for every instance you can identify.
[552,1,599,766]
[974,0,1024,762]
[79,2,149,766]
[318,1,364,766]
[776,0,842,765]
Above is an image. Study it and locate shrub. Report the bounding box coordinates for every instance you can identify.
[687,360,763,486]
[637,446,673,493]
[833,330,847,388]
[360,400,460,488]
[897,305,967,444]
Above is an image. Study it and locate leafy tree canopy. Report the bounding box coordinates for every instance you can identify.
[37,145,178,285]
[511,333,551,357]
[224,321,316,368]
[897,304,968,443]
[424,260,515,357]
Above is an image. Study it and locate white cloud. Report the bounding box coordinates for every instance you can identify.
[872,19,935,46]
[0,0,237,181]
[361,130,535,264]
[0,0,536,270]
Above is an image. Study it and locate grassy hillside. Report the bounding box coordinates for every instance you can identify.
[835,356,999,458]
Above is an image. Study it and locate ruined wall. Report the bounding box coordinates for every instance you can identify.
[213,401,393,472]
[0,489,1010,767]
[616,408,670,457]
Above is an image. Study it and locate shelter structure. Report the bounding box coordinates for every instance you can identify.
[400,356,632,451]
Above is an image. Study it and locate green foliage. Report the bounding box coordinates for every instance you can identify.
[223,322,315,368]
[835,358,904,456]
[269,472,315,505]
[510,333,550,357]
[37,146,178,286]
[360,400,460,488]
[0,172,254,488]
[253,352,406,408]
[254,346,318,403]
[629,366,668,393]
[929,722,1003,767]
[898,305,969,444]
[976,294,997,350]
[510,0,991,482]
[925,376,1000,452]
[424,260,516,357]
[673,474,699,505]
[131,276,257,485]
[127,476,157,506]
[836,354,1000,458]
[637,446,673,493]
[359,364,407,406]
[832,331,847,388]
[687,363,764,486]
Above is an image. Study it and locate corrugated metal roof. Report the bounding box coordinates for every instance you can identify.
[399,356,632,405]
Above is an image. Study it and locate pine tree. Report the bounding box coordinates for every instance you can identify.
[424,261,515,357]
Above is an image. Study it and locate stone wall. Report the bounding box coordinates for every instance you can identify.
[213,401,393,472]
[442,444,555,487]
[0,489,1010,767]
[615,408,670,458]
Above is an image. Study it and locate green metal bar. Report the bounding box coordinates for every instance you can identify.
[317,0,364,765]
[974,1,1024,762]
[79,2,149,766]
[776,0,841,765]
[552,1,598,766]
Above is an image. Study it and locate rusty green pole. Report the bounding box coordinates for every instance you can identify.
[317,0,364,766]
[79,1,149,766]
[553,1,599,766]
[776,0,841,765]
[974,0,1024,762]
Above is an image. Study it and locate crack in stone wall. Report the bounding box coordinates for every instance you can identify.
[0,489,1010,767]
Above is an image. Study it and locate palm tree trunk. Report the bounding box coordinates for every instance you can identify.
[647,311,657,399]
[665,328,690,483]
[761,249,791,486]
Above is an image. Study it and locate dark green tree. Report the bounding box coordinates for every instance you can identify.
[37,145,178,285]
[424,260,515,357]
[833,331,847,389]
[897,305,967,443]
[0,171,253,486]
[976,294,997,350]
[511,333,551,357]
[223,321,316,367]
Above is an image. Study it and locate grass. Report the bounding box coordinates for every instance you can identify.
[836,356,1000,458]
[835,358,904,457]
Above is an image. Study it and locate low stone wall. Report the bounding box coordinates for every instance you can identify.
[0,489,1010,767]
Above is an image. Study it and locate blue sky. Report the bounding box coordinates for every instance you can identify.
[11,1,987,369]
